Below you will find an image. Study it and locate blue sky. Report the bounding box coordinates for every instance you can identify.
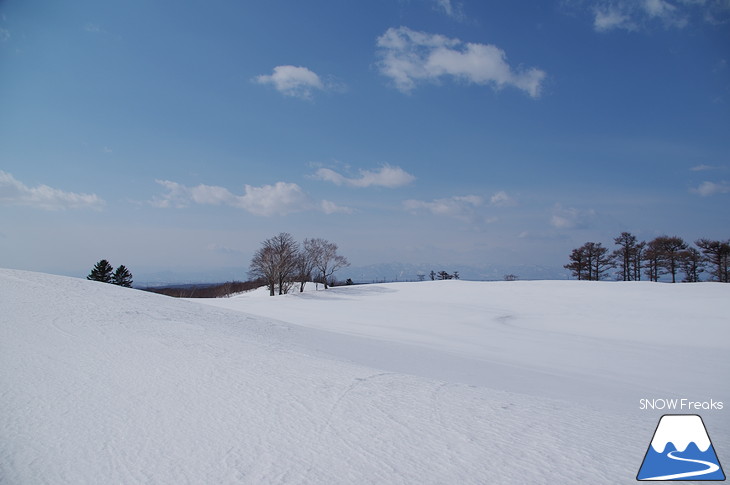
[1,0,729,281]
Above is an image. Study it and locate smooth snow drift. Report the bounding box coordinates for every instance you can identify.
[2,269,728,484]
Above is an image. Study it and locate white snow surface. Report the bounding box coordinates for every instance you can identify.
[2,269,728,484]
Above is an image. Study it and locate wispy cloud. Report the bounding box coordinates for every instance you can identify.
[691,180,730,196]
[593,7,637,32]
[254,65,329,100]
[489,191,516,207]
[577,0,729,32]
[550,203,596,229]
[152,179,351,216]
[320,199,354,214]
[0,28,10,42]
[314,164,415,188]
[404,194,484,221]
[84,23,106,34]
[690,164,722,171]
[433,0,465,20]
[0,171,104,211]
[376,26,546,98]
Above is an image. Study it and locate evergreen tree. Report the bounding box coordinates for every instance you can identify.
[112,265,134,287]
[87,259,114,283]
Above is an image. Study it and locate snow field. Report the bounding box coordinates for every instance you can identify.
[1,269,728,484]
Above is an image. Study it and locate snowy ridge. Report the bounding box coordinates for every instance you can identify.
[650,415,712,453]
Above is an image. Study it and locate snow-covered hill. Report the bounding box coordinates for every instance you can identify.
[1,269,728,484]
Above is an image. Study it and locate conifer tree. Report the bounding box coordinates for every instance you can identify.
[112,265,134,287]
[87,259,114,283]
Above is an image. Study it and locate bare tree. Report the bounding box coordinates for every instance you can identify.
[695,238,730,282]
[679,247,705,283]
[271,232,299,295]
[643,239,663,282]
[612,232,640,281]
[307,238,349,289]
[650,236,688,283]
[249,244,278,296]
[633,241,646,281]
[296,239,317,293]
[249,232,299,296]
[588,242,613,281]
[565,242,613,280]
[564,246,588,280]
[437,270,452,280]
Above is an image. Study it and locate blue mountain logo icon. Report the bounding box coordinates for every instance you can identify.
[637,414,726,481]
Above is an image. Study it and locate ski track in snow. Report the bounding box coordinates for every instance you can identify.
[1,269,729,484]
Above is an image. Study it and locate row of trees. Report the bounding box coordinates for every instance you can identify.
[87,259,134,287]
[422,270,460,280]
[249,233,350,296]
[565,233,729,282]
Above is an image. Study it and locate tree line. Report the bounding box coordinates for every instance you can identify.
[422,270,460,280]
[142,280,263,298]
[565,233,729,283]
[249,233,350,296]
[87,259,134,287]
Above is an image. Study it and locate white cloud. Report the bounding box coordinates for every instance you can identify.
[314,164,415,188]
[0,28,10,42]
[582,0,726,32]
[152,179,350,216]
[643,0,689,26]
[0,171,104,211]
[375,27,546,98]
[489,191,516,207]
[594,8,636,31]
[690,164,721,171]
[550,204,596,229]
[84,23,106,34]
[236,182,311,216]
[404,194,483,221]
[434,0,465,19]
[320,199,354,214]
[254,65,326,100]
[691,180,730,196]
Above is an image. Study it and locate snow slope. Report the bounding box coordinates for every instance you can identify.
[200,280,730,410]
[2,269,728,484]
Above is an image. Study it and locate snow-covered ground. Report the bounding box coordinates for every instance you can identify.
[1,269,728,484]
